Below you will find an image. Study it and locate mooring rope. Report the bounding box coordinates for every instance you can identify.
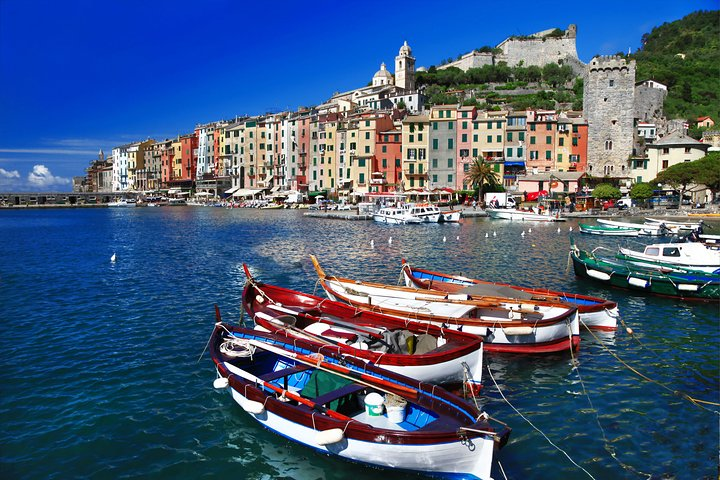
[485,364,597,480]
[584,326,720,413]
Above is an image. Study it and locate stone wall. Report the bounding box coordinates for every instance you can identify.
[634,84,666,123]
[583,56,636,178]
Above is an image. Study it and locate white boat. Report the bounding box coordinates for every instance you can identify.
[486,207,565,222]
[644,218,704,231]
[596,218,675,235]
[440,210,462,222]
[373,207,422,224]
[617,242,720,273]
[211,324,510,480]
[402,204,442,223]
[107,199,137,207]
[311,256,580,354]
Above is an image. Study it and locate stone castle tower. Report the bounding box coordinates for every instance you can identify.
[583,56,636,178]
[395,41,415,91]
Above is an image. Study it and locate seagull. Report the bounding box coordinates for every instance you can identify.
[443,236,447,243]
[485,232,489,238]
[528,228,532,233]
[370,239,375,248]
[569,227,573,232]
[493,231,497,237]
[110,252,116,263]
[456,236,460,241]
[521,230,526,237]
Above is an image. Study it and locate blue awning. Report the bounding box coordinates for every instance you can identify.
[504,161,525,167]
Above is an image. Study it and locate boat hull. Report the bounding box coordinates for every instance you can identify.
[579,224,639,237]
[571,246,720,300]
[486,208,564,222]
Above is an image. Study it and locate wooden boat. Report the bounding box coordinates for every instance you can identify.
[579,222,640,237]
[399,260,619,331]
[242,268,484,385]
[570,242,720,300]
[210,323,510,480]
[486,207,565,222]
[373,207,422,224]
[596,218,674,235]
[310,255,580,354]
[617,242,720,274]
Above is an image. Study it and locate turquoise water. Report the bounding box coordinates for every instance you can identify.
[1,207,717,480]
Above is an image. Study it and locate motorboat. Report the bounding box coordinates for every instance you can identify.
[596,219,674,235]
[373,207,421,224]
[579,223,640,237]
[486,207,565,222]
[402,204,441,223]
[617,242,720,273]
[107,199,137,207]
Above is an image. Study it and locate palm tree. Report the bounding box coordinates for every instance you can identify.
[464,157,499,204]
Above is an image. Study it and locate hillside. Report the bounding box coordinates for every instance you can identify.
[633,10,720,124]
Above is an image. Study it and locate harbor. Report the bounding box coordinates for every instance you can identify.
[1,206,717,480]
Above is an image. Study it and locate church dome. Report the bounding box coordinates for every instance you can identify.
[372,63,394,86]
[399,41,412,56]
[374,62,393,80]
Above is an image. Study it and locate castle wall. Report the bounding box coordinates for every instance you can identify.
[583,56,636,178]
[438,51,494,71]
[634,85,666,123]
[497,36,582,73]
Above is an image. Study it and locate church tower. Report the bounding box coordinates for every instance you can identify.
[395,41,415,91]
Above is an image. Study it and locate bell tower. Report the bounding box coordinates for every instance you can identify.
[395,41,415,92]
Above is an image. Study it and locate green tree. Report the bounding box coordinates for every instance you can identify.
[692,152,720,199]
[629,182,655,207]
[653,161,699,208]
[591,183,622,200]
[464,157,499,203]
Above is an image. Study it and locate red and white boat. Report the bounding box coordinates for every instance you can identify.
[242,266,484,385]
[210,324,510,480]
[311,256,580,354]
[400,260,619,331]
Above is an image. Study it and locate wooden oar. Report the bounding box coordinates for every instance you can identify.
[221,362,352,421]
[245,338,418,400]
[258,312,344,346]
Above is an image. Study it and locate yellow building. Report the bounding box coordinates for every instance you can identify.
[401,114,430,190]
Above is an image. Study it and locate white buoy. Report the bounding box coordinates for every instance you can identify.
[569,227,573,232]
[388,236,392,245]
[370,239,375,248]
[485,232,489,238]
[110,253,116,263]
[557,227,561,233]
[521,231,525,237]
[528,228,532,233]
[493,231,497,237]
[456,236,460,241]
[443,236,447,243]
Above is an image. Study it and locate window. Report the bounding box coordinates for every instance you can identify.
[530,124,536,131]
[382,146,387,153]
[382,158,387,168]
[546,151,551,160]
[365,132,370,140]
[448,121,454,130]
[432,174,438,182]
[438,111,444,119]
[684,147,691,153]
[409,135,414,143]
[507,148,512,157]
[546,123,552,131]
[559,138,564,146]
[572,137,578,146]
[497,135,501,143]
[473,134,478,142]
[662,160,669,169]
[487,135,493,143]
[461,133,467,142]
[472,148,478,157]
[448,174,453,183]
[605,140,613,151]
[546,136,552,144]
[447,158,453,168]
[662,148,670,154]
[573,125,579,133]
[518,147,523,157]
[433,122,438,130]
[530,136,536,145]
[462,121,468,129]
[558,154,563,162]
[609,79,615,87]
[432,139,438,150]
[418,134,423,141]
[358,158,366,167]
[507,132,513,141]
[448,139,453,149]
[359,173,365,184]
[365,146,370,153]
[530,151,538,160]
[487,121,492,129]
[519,132,525,141]
[432,158,438,168]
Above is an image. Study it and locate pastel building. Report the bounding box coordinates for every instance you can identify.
[526,110,557,172]
[632,131,709,184]
[428,105,458,190]
[401,114,430,190]
[456,106,476,189]
[374,127,403,192]
[503,111,527,188]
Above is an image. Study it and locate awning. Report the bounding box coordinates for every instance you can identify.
[232,188,263,198]
[504,161,525,167]
[225,186,240,194]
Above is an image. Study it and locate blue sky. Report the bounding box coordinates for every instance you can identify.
[0,0,716,192]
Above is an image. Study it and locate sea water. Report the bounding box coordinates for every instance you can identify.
[1,207,717,480]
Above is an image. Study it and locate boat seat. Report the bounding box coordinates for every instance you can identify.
[259,365,312,383]
[311,383,366,407]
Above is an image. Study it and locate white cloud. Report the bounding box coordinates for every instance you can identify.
[0,168,20,179]
[27,165,71,187]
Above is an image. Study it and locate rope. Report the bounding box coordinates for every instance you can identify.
[485,364,597,480]
[584,326,720,413]
[568,325,652,478]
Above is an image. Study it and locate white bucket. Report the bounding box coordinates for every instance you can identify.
[384,394,407,424]
[364,392,384,416]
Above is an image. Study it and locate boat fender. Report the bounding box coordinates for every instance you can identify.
[447,293,470,301]
[508,311,523,320]
[213,377,229,389]
[503,326,534,335]
[520,303,538,311]
[256,295,265,304]
[627,277,648,288]
[678,284,699,292]
[241,399,266,415]
[586,269,611,281]
[316,428,345,446]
